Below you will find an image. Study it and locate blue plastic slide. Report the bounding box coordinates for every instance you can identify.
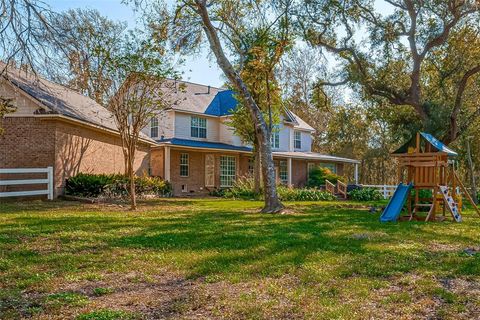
[380,183,413,222]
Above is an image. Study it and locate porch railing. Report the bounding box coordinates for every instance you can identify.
[337,180,347,199]
[325,180,336,196]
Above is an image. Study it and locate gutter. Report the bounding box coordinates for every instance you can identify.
[272,152,361,164]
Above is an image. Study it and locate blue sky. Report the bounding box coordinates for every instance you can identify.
[46,0,394,89]
[47,0,225,87]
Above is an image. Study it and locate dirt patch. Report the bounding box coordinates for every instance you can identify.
[36,271,194,319]
[429,241,463,253]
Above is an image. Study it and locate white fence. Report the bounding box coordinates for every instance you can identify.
[361,184,397,199]
[0,167,54,200]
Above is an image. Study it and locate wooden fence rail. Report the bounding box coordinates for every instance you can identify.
[0,167,53,200]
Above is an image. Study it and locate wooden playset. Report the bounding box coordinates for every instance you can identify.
[385,132,480,222]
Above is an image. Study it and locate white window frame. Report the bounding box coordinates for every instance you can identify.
[270,125,280,149]
[294,131,301,149]
[191,116,207,138]
[220,155,236,187]
[180,153,189,177]
[279,160,288,184]
[150,117,159,138]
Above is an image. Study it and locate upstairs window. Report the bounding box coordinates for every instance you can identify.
[191,116,207,138]
[270,125,280,149]
[150,117,159,138]
[294,131,301,149]
[180,153,189,177]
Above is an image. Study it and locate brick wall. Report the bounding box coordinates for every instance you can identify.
[150,148,165,178]
[292,159,308,187]
[163,148,249,196]
[53,120,150,195]
[0,116,150,197]
[0,117,56,194]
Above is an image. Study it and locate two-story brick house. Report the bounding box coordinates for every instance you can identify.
[142,81,360,195]
[0,63,359,197]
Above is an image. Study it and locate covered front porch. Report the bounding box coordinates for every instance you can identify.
[272,151,360,187]
[150,139,360,196]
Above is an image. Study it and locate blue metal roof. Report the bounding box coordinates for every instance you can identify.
[159,138,252,152]
[204,89,238,116]
[420,132,458,156]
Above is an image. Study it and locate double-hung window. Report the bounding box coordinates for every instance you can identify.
[180,153,189,177]
[191,116,207,138]
[270,125,280,149]
[150,117,159,138]
[294,131,301,149]
[220,156,236,187]
[279,160,288,184]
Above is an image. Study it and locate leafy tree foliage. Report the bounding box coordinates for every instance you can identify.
[298,0,480,143]
[104,34,178,210]
[46,9,127,104]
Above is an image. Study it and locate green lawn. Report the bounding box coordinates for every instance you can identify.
[1,199,480,319]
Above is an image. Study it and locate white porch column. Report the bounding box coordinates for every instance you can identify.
[287,157,292,187]
[354,163,359,185]
[164,146,171,181]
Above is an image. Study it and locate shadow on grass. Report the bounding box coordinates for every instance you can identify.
[2,200,480,284]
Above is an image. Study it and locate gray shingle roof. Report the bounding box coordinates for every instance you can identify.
[2,63,154,142]
[168,80,315,131]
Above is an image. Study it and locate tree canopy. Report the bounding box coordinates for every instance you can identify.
[297,0,480,144]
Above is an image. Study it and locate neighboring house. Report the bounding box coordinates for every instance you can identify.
[142,81,360,195]
[0,64,359,198]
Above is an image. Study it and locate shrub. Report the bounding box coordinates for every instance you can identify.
[209,188,226,197]
[307,167,344,188]
[65,173,171,199]
[223,177,261,200]
[222,178,335,201]
[65,173,117,197]
[104,175,172,198]
[348,187,383,201]
[277,186,336,201]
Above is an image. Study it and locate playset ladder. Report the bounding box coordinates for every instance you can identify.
[439,185,462,222]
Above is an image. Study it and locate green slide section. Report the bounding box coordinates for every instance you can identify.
[380,183,413,222]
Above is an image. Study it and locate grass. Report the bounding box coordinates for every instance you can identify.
[0,198,480,319]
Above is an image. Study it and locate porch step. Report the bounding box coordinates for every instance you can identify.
[335,193,347,200]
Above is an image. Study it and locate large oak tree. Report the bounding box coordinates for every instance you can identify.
[298,0,480,144]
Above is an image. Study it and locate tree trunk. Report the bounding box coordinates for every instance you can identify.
[129,164,137,210]
[254,147,261,194]
[195,0,283,213]
[126,142,137,210]
[466,138,478,204]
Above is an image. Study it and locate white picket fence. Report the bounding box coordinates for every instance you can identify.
[0,167,54,200]
[361,184,397,199]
